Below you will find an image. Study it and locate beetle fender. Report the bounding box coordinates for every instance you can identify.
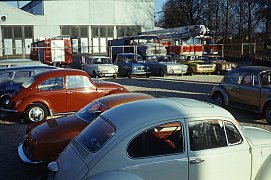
[255,154,271,180]
[210,85,230,105]
[15,96,51,113]
[260,98,271,113]
[87,171,143,180]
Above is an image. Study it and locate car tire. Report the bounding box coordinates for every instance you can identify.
[187,67,193,76]
[265,105,271,124]
[127,70,132,78]
[24,103,48,122]
[212,93,225,107]
[158,69,165,77]
[113,74,117,79]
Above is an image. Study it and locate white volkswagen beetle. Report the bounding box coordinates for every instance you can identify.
[48,98,271,180]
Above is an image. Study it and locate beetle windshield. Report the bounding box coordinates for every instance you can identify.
[93,58,112,64]
[75,101,109,122]
[22,77,35,88]
[78,117,115,152]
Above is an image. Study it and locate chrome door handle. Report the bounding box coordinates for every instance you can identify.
[190,158,204,164]
[67,91,72,94]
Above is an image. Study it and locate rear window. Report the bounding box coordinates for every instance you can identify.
[75,101,109,122]
[78,117,115,152]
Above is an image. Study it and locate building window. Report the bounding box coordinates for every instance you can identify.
[80,27,88,38]
[24,26,33,38]
[117,26,141,38]
[3,27,12,38]
[71,27,79,38]
[108,27,114,37]
[100,27,106,38]
[61,27,70,36]
[14,27,22,38]
[92,27,99,38]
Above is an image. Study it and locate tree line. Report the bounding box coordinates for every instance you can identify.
[157,0,271,50]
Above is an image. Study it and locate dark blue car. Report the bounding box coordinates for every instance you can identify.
[0,65,57,105]
[114,53,150,78]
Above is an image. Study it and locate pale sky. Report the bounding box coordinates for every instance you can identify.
[3,0,166,11]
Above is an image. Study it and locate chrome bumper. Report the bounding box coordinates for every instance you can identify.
[18,142,43,164]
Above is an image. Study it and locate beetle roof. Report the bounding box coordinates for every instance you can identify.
[35,68,89,79]
[231,66,271,74]
[97,93,154,109]
[102,98,234,132]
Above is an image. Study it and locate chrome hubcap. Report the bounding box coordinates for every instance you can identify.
[29,107,44,122]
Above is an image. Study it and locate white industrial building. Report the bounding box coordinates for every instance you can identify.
[0,0,155,57]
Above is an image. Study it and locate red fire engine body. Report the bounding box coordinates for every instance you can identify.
[30,36,72,66]
[142,25,219,56]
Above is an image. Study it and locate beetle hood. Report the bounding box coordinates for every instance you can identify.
[30,115,86,139]
[242,126,271,146]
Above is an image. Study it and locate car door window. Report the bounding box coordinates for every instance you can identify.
[189,120,227,151]
[239,73,258,86]
[66,75,92,89]
[127,122,184,158]
[224,121,242,145]
[38,76,64,91]
[224,72,239,84]
[13,71,31,84]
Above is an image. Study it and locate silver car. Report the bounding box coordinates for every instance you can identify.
[82,56,118,78]
[144,55,188,76]
[48,98,271,180]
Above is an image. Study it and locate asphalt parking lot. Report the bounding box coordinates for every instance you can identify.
[0,74,270,180]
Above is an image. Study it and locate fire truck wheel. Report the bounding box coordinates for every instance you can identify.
[159,69,165,77]
[24,103,48,122]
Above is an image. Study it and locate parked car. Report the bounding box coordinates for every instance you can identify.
[182,55,216,76]
[0,59,42,67]
[18,93,154,164]
[198,55,237,74]
[48,98,271,180]
[0,65,58,105]
[209,66,271,124]
[1,69,128,122]
[173,54,187,63]
[114,53,150,78]
[144,55,187,76]
[82,56,118,78]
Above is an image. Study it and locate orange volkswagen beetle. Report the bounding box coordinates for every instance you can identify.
[18,93,154,164]
[1,68,128,122]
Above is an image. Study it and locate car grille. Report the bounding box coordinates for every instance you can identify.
[137,67,146,71]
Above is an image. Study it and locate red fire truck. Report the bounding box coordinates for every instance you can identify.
[30,36,72,66]
[142,25,220,56]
